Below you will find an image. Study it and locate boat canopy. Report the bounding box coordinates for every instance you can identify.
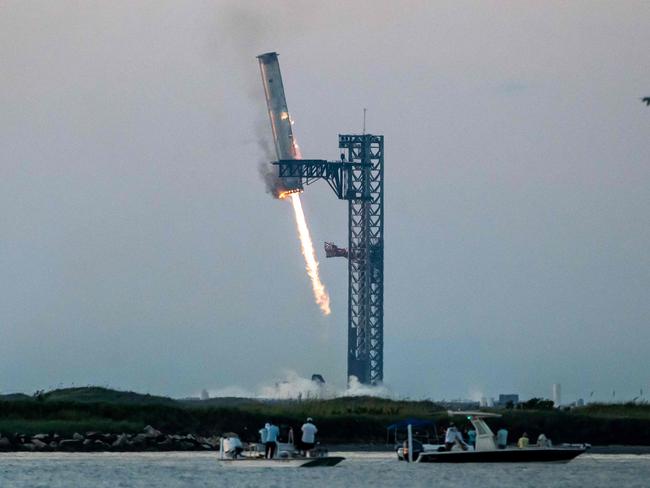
[447,410,502,419]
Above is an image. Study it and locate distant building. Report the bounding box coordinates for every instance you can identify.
[552,383,561,407]
[200,389,209,401]
[480,396,488,407]
[497,394,519,407]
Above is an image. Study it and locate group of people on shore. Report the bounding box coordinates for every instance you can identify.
[444,423,551,451]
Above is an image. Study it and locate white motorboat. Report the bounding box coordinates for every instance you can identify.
[218,439,344,468]
[402,411,588,463]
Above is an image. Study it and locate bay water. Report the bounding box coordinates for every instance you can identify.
[1,451,648,487]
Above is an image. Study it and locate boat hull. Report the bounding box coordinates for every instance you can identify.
[417,448,586,463]
[219,456,345,468]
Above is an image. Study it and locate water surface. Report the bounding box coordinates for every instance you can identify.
[1,451,648,487]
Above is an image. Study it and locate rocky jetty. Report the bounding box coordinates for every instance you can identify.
[0,425,219,452]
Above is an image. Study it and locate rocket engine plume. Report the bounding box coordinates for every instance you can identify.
[283,192,331,316]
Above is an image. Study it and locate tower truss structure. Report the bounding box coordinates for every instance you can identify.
[341,134,384,384]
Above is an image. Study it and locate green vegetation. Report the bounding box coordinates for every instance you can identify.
[37,387,177,406]
[491,406,650,445]
[0,389,438,442]
[2,388,649,445]
[577,402,650,419]
[517,397,555,410]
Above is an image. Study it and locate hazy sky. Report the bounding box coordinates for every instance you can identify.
[1,1,648,402]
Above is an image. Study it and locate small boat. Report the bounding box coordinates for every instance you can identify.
[218,439,345,468]
[218,456,346,468]
[403,411,588,463]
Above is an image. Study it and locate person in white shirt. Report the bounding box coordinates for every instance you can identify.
[536,433,552,448]
[259,424,269,444]
[222,433,243,459]
[444,423,468,451]
[300,417,318,455]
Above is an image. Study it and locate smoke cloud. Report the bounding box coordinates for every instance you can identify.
[206,371,391,400]
[216,3,301,198]
[258,161,284,198]
[255,119,285,198]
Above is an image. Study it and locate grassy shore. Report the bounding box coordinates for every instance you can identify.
[1,387,649,445]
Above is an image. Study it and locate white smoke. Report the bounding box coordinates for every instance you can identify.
[344,376,391,398]
[467,386,486,403]
[206,371,391,400]
[259,371,332,399]
[207,385,257,398]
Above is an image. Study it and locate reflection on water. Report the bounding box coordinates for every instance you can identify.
[1,451,649,487]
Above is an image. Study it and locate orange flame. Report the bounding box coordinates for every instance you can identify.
[284,193,331,315]
[277,188,302,199]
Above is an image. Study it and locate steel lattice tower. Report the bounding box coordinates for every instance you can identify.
[340,134,384,384]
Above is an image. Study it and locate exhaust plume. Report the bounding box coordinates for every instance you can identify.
[285,192,331,315]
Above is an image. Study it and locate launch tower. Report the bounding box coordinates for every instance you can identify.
[340,135,384,385]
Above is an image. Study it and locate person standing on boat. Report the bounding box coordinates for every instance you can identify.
[444,423,456,450]
[467,427,476,448]
[496,427,508,449]
[300,417,318,455]
[444,423,468,451]
[517,432,530,449]
[264,421,280,459]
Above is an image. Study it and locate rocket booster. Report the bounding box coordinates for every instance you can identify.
[257,52,303,193]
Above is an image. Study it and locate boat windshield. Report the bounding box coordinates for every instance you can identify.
[475,421,491,436]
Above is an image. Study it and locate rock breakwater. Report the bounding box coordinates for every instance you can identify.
[0,425,219,452]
